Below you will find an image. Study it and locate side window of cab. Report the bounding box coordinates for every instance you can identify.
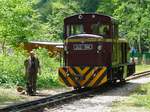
[99,25,109,37]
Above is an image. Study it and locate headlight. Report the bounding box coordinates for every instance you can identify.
[97,45,102,51]
[64,45,67,51]
[64,45,69,54]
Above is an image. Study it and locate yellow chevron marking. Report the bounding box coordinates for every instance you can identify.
[74,67,83,75]
[67,67,79,87]
[59,68,67,77]
[98,75,107,86]
[88,67,107,87]
[59,68,67,84]
[67,77,77,87]
[68,67,76,76]
[80,67,98,86]
[59,77,65,84]
[75,67,90,76]
[59,68,77,87]
[67,78,76,87]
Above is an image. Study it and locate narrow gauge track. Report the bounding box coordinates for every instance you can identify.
[1,70,150,112]
[126,70,150,81]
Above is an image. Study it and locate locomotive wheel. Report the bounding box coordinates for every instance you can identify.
[112,79,117,84]
[120,79,126,84]
[73,87,81,90]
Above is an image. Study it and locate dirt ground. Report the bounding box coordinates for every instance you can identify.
[0,87,71,108]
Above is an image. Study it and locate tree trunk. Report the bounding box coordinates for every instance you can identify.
[138,33,142,53]
[1,38,6,55]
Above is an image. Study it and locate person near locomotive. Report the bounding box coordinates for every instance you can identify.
[24,51,41,95]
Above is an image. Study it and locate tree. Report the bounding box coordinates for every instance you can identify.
[78,0,100,13]
[36,0,82,41]
[113,0,150,52]
[0,0,39,53]
[96,0,150,52]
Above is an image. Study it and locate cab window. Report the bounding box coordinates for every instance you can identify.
[66,24,84,36]
[66,23,110,37]
[92,23,110,37]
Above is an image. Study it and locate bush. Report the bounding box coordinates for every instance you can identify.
[0,48,27,87]
[0,48,63,88]
[35,48,62,88]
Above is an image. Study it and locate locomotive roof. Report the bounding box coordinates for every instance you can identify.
[26,41,63,49]
[64,13,118,24]
[29,41,63,46]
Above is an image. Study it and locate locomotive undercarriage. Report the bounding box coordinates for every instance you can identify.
[110,63,135,84]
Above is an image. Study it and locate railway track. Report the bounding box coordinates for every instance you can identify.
[1,70,150,112]
[126,70,150,81]
[0,88,100,112]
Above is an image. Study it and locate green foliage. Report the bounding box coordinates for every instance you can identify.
[0,0,150,52]
[0,48,62,88]
[78,0,100,12]
[96,0,150,52]
[97,0,116,15]
[112,0,150,52]
[34,48,62,88]
[35,0,82,41]
[0,0,41,55]
[0,49,27,87]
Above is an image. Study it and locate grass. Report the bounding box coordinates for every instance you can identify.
[112,80,150,112]
[136,64,150,73]
[112,64,150,112]
[0,87,24,105]
[131,83,150,109]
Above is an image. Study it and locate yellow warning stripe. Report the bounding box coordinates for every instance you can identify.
[68,67,76,76]
[59,68,77,87]
[67,67,79,87]
[81,67,98,86]
[75,66,90,76]
[59,77,65,84]
[59,68,67,77]
[59,66,108,88]
[59,68,72,86]
[88,67,106,87]
[98,75,107,86]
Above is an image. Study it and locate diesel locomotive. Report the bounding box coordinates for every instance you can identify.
[58,14,135,89]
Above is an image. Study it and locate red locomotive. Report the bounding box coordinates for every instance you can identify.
[58,13,135,89]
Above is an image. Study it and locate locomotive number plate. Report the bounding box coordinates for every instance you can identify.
[73,44,93,50]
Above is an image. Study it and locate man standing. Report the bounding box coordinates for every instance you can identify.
[24,51,41,96]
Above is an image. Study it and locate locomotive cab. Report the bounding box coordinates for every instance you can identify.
[59,14,135,89]
[64,14,113,67]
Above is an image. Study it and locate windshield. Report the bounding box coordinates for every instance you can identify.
[92,23,109,37]
[66,24,85,36]
[66,23,110,37]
